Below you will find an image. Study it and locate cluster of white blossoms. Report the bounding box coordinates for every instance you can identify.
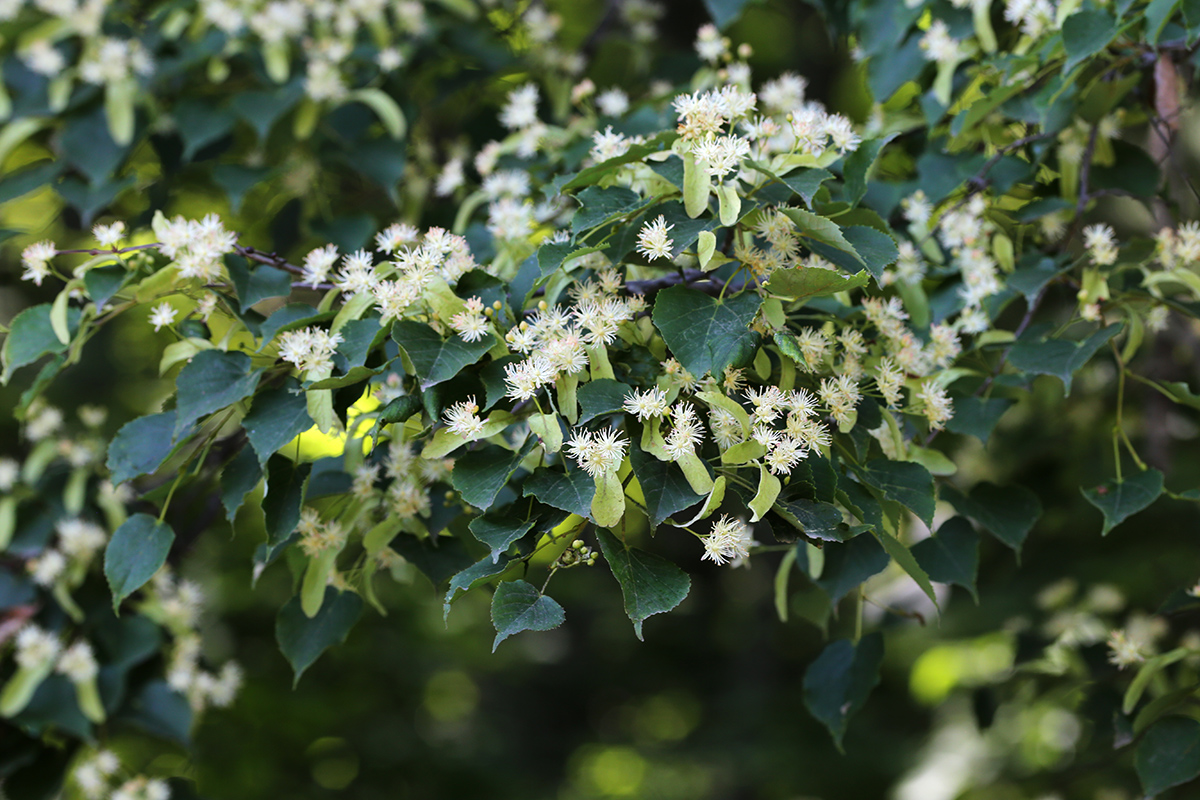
[1004,0,1059,39]
[567,427,629,476]
[26,517,106,589]
[702,515,756,566]
[449,297,491,342]
[277,326,344,380]
[920,20,963,64]
[20,240,57,286]
[1084,223,1119,266]
[153,213,238,283]
[636,215,675,261]
[166,634,244,712]
[443,397,485,438]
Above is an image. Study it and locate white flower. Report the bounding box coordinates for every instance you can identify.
[1083,223,1118,266]
[920,20,962,64]
[694,23,725,62]
[29,549,67,586]
[623,387,670,420]
[443,397,485,438]
[665,403,704,460]
[500,82,540,130]
[703,515,754,565]
[0,457,19,491]
[450,297,491,342]
[21,240,57,286]
[57,641,99,682]
[596,87,629,117]
[301,244,339,286]
[691,133,750,179]
[636,215,674,261]
[567,427,628,476]
[93,221,126,247]
[149,302,177,332]
[15,625,61,668]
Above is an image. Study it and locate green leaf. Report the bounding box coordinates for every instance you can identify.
[652,287,761,378]
[781,167,833,206]
[83,265,127,309]
[596,529,691,641]
[524,467,596,520]
[630,442,704,530]
[860,460,936,528]
[104,514,175,611]
[911,517,980,602]
[243,378,313,465]
[470,514,535,564]
[577,378,629,424]
[781,207,858,257]
[391,320,494,390]
[263,456,309,546]
[173,98,238,160]
[560,131,678,192]
[389,534,474,587]
[1125,649,1191,714]
[809,226,899,281]
[490,579,566,652]
[572,186,645,234]
[803,633,884,749]
[591,470,626,527]
[765,267,870,301]
[275,588,363,686]
[212,164,273,213]
[536,242,608,280]
[704,0,751,28]
[943,482,1041,552]
[1136,717,1200,796]
[107,411,184,486]
[815,534,889,604]
[2,303,80,385]
[871,528,938,606]
[227,260,292,310]
[1082,468,1164,536]
[944,396,1014,442]
[220,447,262,521]
[1090,139,1162,198]
[842,134,895,207]
[1061,9,1118,75]
[1009,324,1122,396]
[445,556,513,619]
[172,350,262,438]
[451,440,535,511]
[774,499,846,542]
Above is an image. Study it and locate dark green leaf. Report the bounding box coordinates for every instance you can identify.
[943,482,1041,552]
[911,516,980,602]
[1090,140,1161,198]
[842,134,896,207]
[212,164,273,213]
[104,514,175,610]
[577,378,630,424]
[1062,9,1118,74]
[629,443,703,530]
[392,320,494,390]
[572,185,644,233]
[1008,323,1122,395]
[524,467,596,520]
[1083,468,1164,536]
[469,514,535,563]
[2,304,80,385]
[220,446,262,521]
[57,176,134,226]
[257,304,332,349]
[276,588,363,686]
[390,533,474,589]
[0,161,63,205]
[861,460,936,528]
[336,317,388,369]
[452,440,535,511]
[307,364,384,389]
[83,265,127,309]
[652,287,761,378]
[174,99,237,160]
[1136,717,1200,796]
[560,131,678,192]
[773,499,846,542]
[815,534,890,604]
[781,207,858,256]
[536,243,608,280]
[15,676,91,739]
[765,268,870,301]
[781,167,834,206]
[944,396,1014,442]
[61,107,124,183]
[263,456,309,545]
[227,260,292,310]
[491,579,566,651]
[232,82,304,140]
[243,378,313,465]
[107,411,184,485]
[803,633,884,749]
[596,529,691,640]
[871,528,938,606]
[173,349,262,438]
[124,681,192,747]
[445,556,513,618]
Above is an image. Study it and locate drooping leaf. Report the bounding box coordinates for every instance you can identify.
[172,350,262,438]
[523,467,596,520]
[572,185,645,234]
[391,320,494,390]
[242,378,313,465]
[703,0,752,29]
[911,516,980,602]
[652,287,761,378]
[275,588,363,686]
[773,499,846,542]
[219,446,262,521]
[943,482,1041,552]
[629,443,703,530]
[263,455,309,545]
[577,378,631,424]
[107,411,184,486]
[451,440,535,511]
[780,167,834,206]
[871,528,938,607]
[596,529,691,640]
[104,515,175,611]
[445,556,513,619]
[1136,717,1200,797]
[808,226,899,281]
[389,534,474,587]
[803,633,885,749]
[490,579,566,651]
[944,395,1014,442]
[1082,468,1164,536]
[815,534,890,604]
[860,459,936,528]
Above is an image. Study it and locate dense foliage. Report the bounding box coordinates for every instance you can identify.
[4,0,1200,797]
